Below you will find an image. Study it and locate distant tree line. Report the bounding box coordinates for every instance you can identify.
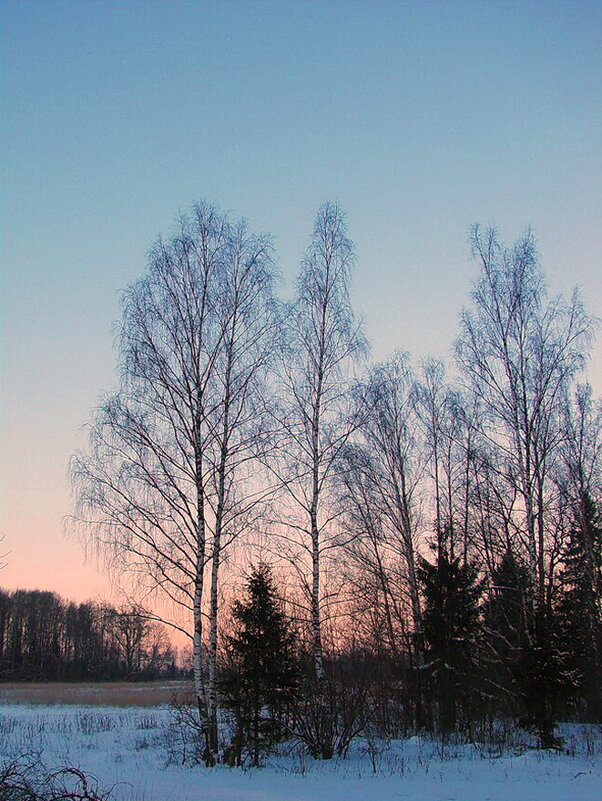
[71,201,601,764]
[0,589,176,682]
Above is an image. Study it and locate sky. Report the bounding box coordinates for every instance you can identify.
[2,0,601,609]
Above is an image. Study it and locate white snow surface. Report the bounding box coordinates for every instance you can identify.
[1,703,600,801]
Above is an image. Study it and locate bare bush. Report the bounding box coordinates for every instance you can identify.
[0,754,111,801]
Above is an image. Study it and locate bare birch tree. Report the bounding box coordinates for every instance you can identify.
[71,202,276,764]
[559,384,602,510]
[336,445,405,656]
[347,354,425,645]
[335,355,429,727]
[415,359,448,546]
[273,203,366,757]
[415,362,484,566]
[456,225,595,613]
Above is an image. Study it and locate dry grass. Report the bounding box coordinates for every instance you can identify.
[0,680,189,707]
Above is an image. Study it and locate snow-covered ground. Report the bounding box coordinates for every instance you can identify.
[1,703,600,801]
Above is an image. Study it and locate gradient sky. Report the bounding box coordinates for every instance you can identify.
[2,0,601,608]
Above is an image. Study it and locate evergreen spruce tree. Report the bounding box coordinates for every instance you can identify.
[418,533,483,738]
[557,492,602,721]
[515,494,601,748]
[482,550,533,709]
[482,551,575,747]
[515,609,571,749]
[219,565,299,766]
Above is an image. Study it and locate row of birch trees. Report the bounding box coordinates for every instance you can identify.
[71,201,601,762]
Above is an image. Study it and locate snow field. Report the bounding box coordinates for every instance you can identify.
[1,704,600,801]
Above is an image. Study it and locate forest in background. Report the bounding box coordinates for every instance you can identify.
[52,200,602,763]
[0,589,177,682]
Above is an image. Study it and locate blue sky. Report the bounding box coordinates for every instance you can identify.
[2,0,601,601]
